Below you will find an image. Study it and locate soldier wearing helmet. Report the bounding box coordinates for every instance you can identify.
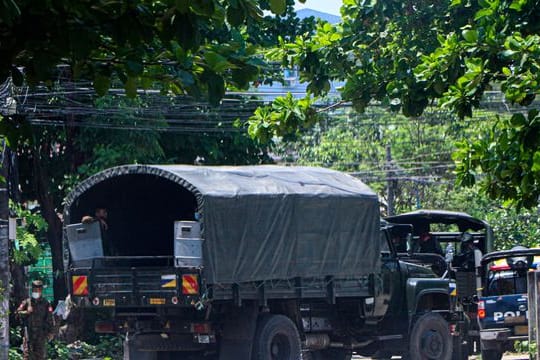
[16,280,54,360]
[453,232,478,270]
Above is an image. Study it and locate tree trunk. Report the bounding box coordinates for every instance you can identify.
[10,262,26,305]
[32,143,66,302]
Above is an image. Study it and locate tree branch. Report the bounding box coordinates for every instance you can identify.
[316,100,345,113]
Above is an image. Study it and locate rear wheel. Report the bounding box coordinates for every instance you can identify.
[252,314,301,360]
[409,313,452,360]
[481,349,503,360]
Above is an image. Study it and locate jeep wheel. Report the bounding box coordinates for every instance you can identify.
[252,314,301,360]
[481,349,503,360]
[409,313,452,360]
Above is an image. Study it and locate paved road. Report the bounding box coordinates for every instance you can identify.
[352,354,529,359]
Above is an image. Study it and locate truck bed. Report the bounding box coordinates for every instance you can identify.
[68,259,373,308]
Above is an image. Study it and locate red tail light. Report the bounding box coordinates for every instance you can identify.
[191,322,211,334]
[95,321,115,333]
[478,300,486,319]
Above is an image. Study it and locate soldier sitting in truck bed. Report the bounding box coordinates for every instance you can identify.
[81,206,108,232]
[417,232,443,255]
[81,206,116,255]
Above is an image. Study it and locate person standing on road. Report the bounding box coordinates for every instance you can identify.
[16,280,54,360]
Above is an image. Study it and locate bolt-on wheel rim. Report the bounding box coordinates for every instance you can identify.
[253,314,301,360]
[270,333,292,359]
[419,328,444,358]
[409,313,452,360]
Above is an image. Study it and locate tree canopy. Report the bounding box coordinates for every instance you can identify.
[0,0,311,105]
[3,0,540,209]
[250,0,540,208]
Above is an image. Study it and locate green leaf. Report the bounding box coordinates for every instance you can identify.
[227,5,245,26]
[177,70,195,87]
[509,0,525,11]
[175,0,189,13]
[474,8,492,20]
[204,51,231,73]
[0,0,21,25]
[126,60,144,76]
[510,113,526,127]
[462,29,478,43]
[125,77,137,98]
[500,49,517,58]
[172,13,200,50]
[532,152,540,172]
[191,0,215,16]
[478,0,489,8]
[207,72,225,106]
[232,64,258,88]
[269,0,286,15]
[93,75,111,96]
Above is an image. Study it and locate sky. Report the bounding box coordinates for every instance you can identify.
[294,0,343,16]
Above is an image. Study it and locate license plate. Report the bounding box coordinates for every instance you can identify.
[505,316,525,324]
[196,335,210,344]
[103,299,115,307]
[149,298,166,305]
[515,325,528,335]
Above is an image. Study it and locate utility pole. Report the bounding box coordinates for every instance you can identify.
[0,79,14,358]
[386,144,395,216]
[0,140,9,359]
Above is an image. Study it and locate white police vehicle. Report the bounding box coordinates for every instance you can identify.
[477,247,540,360]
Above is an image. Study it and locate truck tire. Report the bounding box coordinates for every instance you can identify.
[481,349,503,360]
[252,314,301,360]
[409,313,452,360]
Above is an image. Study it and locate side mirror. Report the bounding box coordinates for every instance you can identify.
[471,294,479,304]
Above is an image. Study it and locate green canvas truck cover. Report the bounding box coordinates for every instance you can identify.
[64,165,380,284]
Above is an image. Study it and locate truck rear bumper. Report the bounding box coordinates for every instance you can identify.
[480,328,511,341]
[128,332,216,352]
[480,329,527,352]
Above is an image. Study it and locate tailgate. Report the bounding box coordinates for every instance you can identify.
[480,294,528,336]
[69,267,202,307]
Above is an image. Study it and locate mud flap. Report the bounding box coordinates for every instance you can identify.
[123,336,157,360]
[219,303,258,360]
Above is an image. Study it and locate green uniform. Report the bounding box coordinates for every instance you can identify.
[17,297,53,360]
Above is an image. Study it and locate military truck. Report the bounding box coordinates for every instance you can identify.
[386,210,494,353]
[63,165,465,360]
